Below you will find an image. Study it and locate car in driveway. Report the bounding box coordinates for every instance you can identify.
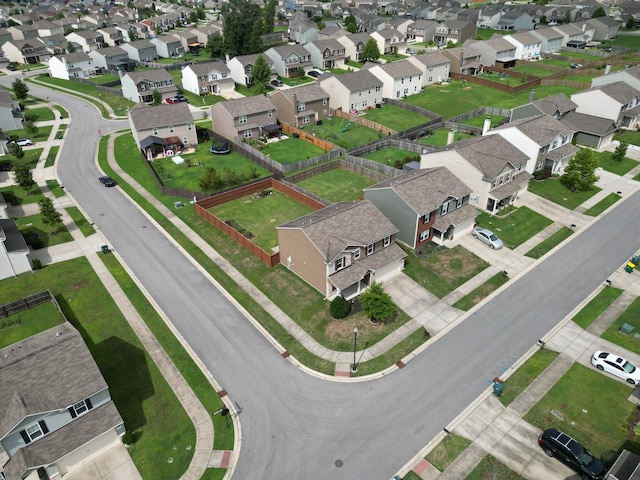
[591,351,640,385]
[12,138,32,147]
[538,428,606,480]
[472,227,503,249]
[99,176,116,187]
[270,79,283,87]
[307,69,322,78]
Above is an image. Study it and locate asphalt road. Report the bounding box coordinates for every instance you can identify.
[18,77,640,479]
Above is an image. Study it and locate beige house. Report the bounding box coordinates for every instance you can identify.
[120,69,178,103]
[210,95,278,141]
[277,200,407,300]
[420,135,531,214]
[318,70,383,113]
[269,84,330,127]
[406,51,451,87]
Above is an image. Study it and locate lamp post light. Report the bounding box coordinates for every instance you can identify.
[351,327,358,373]
[98,93,104,112]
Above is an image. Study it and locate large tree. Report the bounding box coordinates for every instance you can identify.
[12,78,29,102]
[222,0,263,56]
[560,148,599,191]
[262,0,277,35]
[344,14,358,33]
[592,6,606,17]
[38,197,63,234]
[205,33,226,58]
[251,54,271,89]
[362,39,380,62]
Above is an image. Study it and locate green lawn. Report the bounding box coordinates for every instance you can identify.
[584,193,621,216]
[363,147,419,165]
[0,258,196,479]
[23,106,56,122]
[596,150,639,176]
[404,82,582,119]
[91,74,121,84]
[475,207,553,249]
[420,128,474,147]
[525,363,639,461]
[66,206,96,237]
[460,114,505,129]
[614,130,640,146]
[452,271,510,311]
[465,455,526,480]
[45,146,59,167]
[299,115,382,149]
[46,179,65,198]
[260,137,327,164]
[602,296,640,354]
[7,126,52,143]
[295,168,376,202]
[403,245,489,299]
[0,301,64,348]
[362,104,432,130]
[499,348,559,407]
[512,63,559,78]
[527,177,601,210]
[0,184,44,205]
[209,190,314,251]
[425,434,472,471]
[54,105,69,119]
[525,226,574,259]
[15,213,73,248]
[572,286,623,329]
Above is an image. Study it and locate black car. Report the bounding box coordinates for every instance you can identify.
[270,79,283,87]
[6,64,16,71]
[99,176,116,187]
[538,428,606,480]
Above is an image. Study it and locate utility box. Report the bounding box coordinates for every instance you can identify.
[493,380,504,397]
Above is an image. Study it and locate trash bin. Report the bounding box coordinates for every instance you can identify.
[101,245,109,254]
[632,255,640,265]
[493,381,504,397]
[56,132,62,139]
[626,265,634,273]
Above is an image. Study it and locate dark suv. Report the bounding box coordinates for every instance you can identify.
[538,428,606,480]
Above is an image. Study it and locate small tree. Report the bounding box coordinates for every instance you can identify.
[612,141,628,163]
[25,119,38,137]
[12,78,29,102]
[252,54,271,89]
[151,89,162,105]
[330,296,351,319]
[626,18,635,30]
[38,197,63,234]
[9,142,24,159]
[592,6,606,17]
[560,148,599,191]
[13,161,34,193]
[362,39,380,62]
[199,167,222,192]
[358,282,397,324]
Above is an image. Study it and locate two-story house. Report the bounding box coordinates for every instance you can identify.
[503,31,542,61]
[530,26,564,54]
[0,91,24,132]
[277,200,407,300]
[0,218,30,279]
[129,103,197,155]
[584,16,620,41]
[96,27,125,47]
[571,81,640,129]
[181,61,234,97]
[65,30,105,53]
[210,95,278,141]
[0,317,127,480]
[364,167,477,248]
[288,12,320,44]
[463,37,517,69]
[497,11,534,31]
[88,46,134,73]
[486,114,579,174]
[1,39,50,65]
[337,32,374,63]
[119,39,158,62]
[421,135,532,214]
[406,19,438,43]
[440,46,483,76]
[150,34,185,58]
[121,69,178,103]
[365,60,423,99]
[303,39,346,70]
[270,83,331,127]
[263,44,313,79]
[407,51,451,86]
[370,28,404,55]
[227,54,276,87]
[48,52,95,80]
[318,70,383,113]
[591,65,640,91]
[433,20,476,46]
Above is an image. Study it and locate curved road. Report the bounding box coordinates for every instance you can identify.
[19,78,640,479]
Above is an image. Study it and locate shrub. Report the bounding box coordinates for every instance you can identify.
[122,431,136,445]
[329,296,351,319]
[32,258,42,270]
[358,282,397,324]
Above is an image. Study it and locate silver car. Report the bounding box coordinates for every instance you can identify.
[472,227,503,249]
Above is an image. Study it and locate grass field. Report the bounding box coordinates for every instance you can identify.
[475,207,553,249]
[295,168,375,202]
[23,106,56,122]
[15,212,73,248]
[420,128,475,147]
[572,286,623,330]
[602,296,640,354]
[260,137,327,164]
[527,177,601,210]
[0,301,64,348]
[596,150,639,176]
[452,271,510,311]
[364,147,420,165]
[362,104,432,130]
[299,116,382,149]
[500,348,559,407]
[525,226,574,259]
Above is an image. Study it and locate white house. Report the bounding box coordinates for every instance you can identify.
[365,60,422,99]
[48,52,95,80]
[318,70,383,113]
[181,61,234,97]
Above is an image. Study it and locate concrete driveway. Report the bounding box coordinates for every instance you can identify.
[63,441,141,480]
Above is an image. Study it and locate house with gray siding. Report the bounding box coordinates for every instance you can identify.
[210,95,277,141]
[530,27,564,54]
[128,103,197,154]
[571,81,640,129]
[119,39,158,62]
[303,39,346,70]
[121,68,178,103]
[263,44,313,79]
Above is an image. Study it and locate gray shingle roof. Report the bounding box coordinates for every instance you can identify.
[365,167,471,216]
[328,70,382,91]
[129,102,193,131]
[533,93,577,116]
[274,83,329,103]
[61,52,91,63]
[0,219,29,253]
[508,31,541,45]
[412,51,450,67]
[328,243,406,289]
[586,81,640,104]
[125,68,172,84]
[376,59,422,79]
[493,114,574,146]
[561,111,618,135]
[187,60,230,76]
[95,46,126,57]
[278,200,398,262]
[215,95,275,118]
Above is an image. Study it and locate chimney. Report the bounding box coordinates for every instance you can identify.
[447,129,455,145]
[529,89,535,103]
[605,63,611,75]
[482,117,491,135]
[225,53,230,64]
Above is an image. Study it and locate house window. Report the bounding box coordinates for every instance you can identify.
[323,98,327,105]
[419,229,430,242]
[335,257,344,270]
[403,88,409,96]
[366,243,374,255]
[298,102,306,111]
[383,235,390,247]
[423,212,431,224]
[354,249,360,260]
[183,136,188,144]
[396,90,401,98]
[428,66,434,72]
[302,115,310,124]
[244,130,252,138]
[187,123,193,130]
[375,86,381,92]
[441,202,449,215]
[21,421,49,444]
[456,197,463,208]
[239,115,248,124]
[69,397,94,418]
[268,110,273,118]
[169,125,174,133]
[362,100,368,107]
[428,76,433,83]
[152,128,158,135]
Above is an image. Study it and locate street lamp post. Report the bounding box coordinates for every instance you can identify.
[98,93,104,112]
[351,327,358,372]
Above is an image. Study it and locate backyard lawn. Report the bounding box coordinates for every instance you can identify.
[475,207,553,249]
[363,147,420,165]
[260,137,327,164]
[0,301,64,348]
[208,190,315,251]
[298,116,382,149]
[527,177,601,210]
[460,114,505,129]
[361,104,432,131]
[420,128,474,147]
[295,168,376,202]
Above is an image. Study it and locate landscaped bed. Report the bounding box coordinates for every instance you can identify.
[295,168,377,203]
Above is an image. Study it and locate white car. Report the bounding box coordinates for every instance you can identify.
[591,351,640,385]
[13,138,32,147]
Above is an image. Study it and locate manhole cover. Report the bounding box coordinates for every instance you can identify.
[335,459,343,468]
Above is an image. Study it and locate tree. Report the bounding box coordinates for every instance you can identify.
[560,148,599,191]
[344,14,358,33]
[262,0,277,34]
[362,39,380,62]
[540,15,548,24]
[222,0,263,56]
[358,282,397,324]
[252,54,271,89]
[25,119,38,137]
[67,42,76,53]
[592,6,606,18]
[562,11,572,24]
[330,296,351,319]
[205,33,226,58]
[12,78,29,102]
[152,89,162,105]
[200,167,222,192]
[626,18,636,30]
[38,197,63,234]
[13,161,34,193]
[612,141,629,163]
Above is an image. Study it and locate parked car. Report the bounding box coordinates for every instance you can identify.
[166,97,180,104]
[570,63,583,69]
[6,64,16,71]
[175,94,188,103]
[307,69,322,78]
[538,428,606,480]
[270,79,283,87]
[12,138,32,147]
[99,176,116,187]
[591,351,640,385]
[471,227,503,249]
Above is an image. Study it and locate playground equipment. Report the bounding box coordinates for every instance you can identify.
[342,123,351,132]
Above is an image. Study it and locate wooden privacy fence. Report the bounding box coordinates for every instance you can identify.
[0,290,57,318]
[450,72,541,93]
[194,178,326,267]
[332,109,396,135]
[280,123,339,151]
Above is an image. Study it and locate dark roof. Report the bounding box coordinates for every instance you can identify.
[140,135,167,148]
[0,219,29,254]
[562,111,619,136]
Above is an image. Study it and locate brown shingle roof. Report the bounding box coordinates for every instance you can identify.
[129,102,193,131]
[216,95,275,118]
